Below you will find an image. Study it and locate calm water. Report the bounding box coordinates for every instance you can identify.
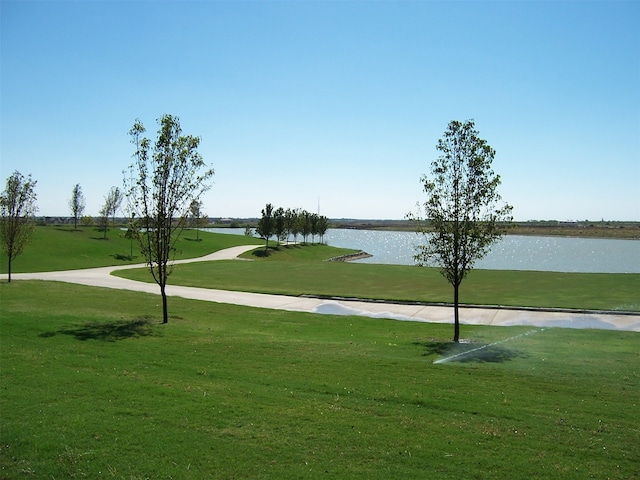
[208,228,640,273]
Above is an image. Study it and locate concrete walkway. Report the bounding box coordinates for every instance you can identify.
[6,245,640,332]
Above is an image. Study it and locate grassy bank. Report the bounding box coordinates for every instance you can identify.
[116,243,640,312]
[1,281,638,479]
[0,226,263,273]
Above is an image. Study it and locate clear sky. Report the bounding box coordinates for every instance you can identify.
[1,0,638,221]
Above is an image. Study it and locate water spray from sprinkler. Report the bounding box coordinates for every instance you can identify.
[433,329,544,364]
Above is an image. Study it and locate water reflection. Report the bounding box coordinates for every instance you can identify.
[208,228,640,273]
[331,230,640,273]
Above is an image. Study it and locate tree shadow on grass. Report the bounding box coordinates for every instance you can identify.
[251,246,280,258]
[415,339,527,363]
[110,253,140,261]
[39,317,159,342]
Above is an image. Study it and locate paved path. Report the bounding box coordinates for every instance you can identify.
[6,245,640,332]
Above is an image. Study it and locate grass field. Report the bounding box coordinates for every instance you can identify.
[115,243,640,312]
[0,226,263,273]
[1,280,639,479]
[1,229,639,478]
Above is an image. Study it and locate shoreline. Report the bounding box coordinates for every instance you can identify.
[327,251,373,262]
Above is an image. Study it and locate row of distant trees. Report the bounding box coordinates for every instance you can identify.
[255,203,329,251]
[69,184,209,240]
[69,183,124,238]
[2,116,513,343]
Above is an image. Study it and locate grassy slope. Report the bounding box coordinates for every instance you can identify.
[117,243,640,312]
[0,226,263,273]
[1,281,638,479]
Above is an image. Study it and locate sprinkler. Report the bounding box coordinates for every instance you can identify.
[434,329,544,364]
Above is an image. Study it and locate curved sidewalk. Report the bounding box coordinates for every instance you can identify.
[5,245,640,332]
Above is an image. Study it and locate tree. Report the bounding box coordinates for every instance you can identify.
[105,186,123,226]
[125,114,214,324]
[274,207,287,243]
[300,210,312,244]
[97,205,110,239]
[310,213,319,243]
[289,208,302,244]
[409,120,513,342]
[0,171,37,282]
[255,203,275,251]
[99,186,123,239]
[317,215,329,244]
[69,183,85,230]
[188,199,206,241]
[124,213,137,260]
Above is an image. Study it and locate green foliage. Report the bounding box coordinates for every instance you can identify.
[68,183,85,230]
[255,202,275,251]
[1,281,638,479]
[411,120,513,341]
[126,114,215,323]
[256,204,330,246]
[0,171,38,281]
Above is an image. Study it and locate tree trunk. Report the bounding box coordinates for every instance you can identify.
[453,282,460,343]
[7,257,12,283]
[160,283,169,324]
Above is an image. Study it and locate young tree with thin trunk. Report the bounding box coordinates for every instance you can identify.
[409,120,513,342]
[300,210,312,244]
[189,199,206,241]
[317,215,329,244]
[255,203,275,251]
[69,183,85,230]
[274,207,287,243]
[105,186,123,226]
[99,186,123,239]
[125,114,214,324]
[0,171,37,282]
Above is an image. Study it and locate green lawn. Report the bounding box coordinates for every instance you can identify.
[0,226,263,273]
[116,243,640,312]
[1,281,638,479]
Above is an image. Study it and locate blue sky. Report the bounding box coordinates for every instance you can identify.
[1,1,638,221]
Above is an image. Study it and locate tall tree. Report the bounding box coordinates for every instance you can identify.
[69,183,85,230]
[255,203,275,251]
[0,171,37,282]
[125,114,214,324]
[409,120,513,342]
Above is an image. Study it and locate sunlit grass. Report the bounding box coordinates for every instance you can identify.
[0,226,263,273]
[1,281,638,479]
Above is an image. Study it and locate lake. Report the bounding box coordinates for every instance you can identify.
[208,228,640,274]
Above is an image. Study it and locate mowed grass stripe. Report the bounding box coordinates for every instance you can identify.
[1,281,638,479]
